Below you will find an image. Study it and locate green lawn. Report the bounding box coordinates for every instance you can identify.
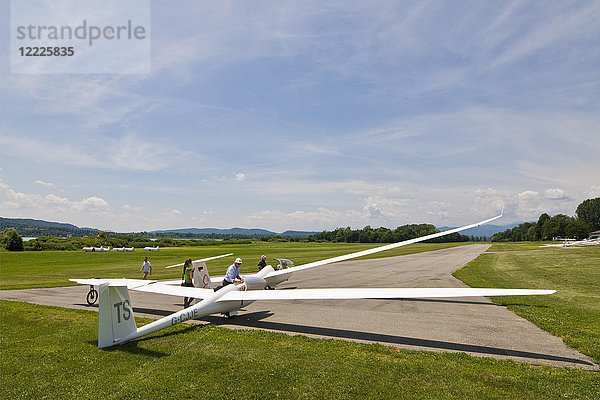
[1,300,598,400]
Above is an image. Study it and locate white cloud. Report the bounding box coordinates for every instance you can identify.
[363,196,410,219]
[544,188,570,201]
[0,183,110,216]
[75,197,111,212]
[487,1,600,69]
[585,185,600,198]
[0,135,100,168]
[518,191,539,200]
[108,133,177,172]
[2,188,37,209]
[476,187,580,223]
[34,180,54,188]
[122,204,142,212]
[0,132,183,172]
[235,173,246,181]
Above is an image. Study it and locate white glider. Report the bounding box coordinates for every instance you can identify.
[70,212,556,348]
[82,246,110,252]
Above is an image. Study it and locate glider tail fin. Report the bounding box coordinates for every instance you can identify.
[98,283,137,348]
[192,261,212,289]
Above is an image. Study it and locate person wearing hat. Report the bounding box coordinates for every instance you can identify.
[223,257,244,287]
[257,255,267,271]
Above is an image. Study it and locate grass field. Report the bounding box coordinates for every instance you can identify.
[1,242,599,399]
[1,301,598,400]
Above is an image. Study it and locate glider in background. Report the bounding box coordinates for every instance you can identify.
[82,246,110,252]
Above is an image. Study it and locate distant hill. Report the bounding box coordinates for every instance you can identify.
[438,223,524,238]
[0,217,99,237]
[0,217,318,238]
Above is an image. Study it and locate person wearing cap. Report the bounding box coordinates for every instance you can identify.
[223,258,244,286]
[258,255,267,271]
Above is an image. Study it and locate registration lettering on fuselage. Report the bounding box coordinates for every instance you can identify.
[171,308,199,325]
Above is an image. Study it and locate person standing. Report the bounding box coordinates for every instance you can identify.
[140,256,152,279]
[181,259,192,282]
[258,255,267,271]
[182,259,194,308]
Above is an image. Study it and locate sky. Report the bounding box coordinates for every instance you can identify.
[1,0,599,233]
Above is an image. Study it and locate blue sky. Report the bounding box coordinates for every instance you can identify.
[1,1,599,232]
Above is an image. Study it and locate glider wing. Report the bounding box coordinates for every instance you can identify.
[218,287,555,302]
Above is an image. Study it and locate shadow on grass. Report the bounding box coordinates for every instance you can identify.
[201,311,596,368]
[87,325,202,358]
[86,340,168,357]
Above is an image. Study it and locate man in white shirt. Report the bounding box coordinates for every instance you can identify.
[222,258,243,287]
[140,257,152,279]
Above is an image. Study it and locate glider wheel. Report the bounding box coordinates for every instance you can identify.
[86,286,98,305]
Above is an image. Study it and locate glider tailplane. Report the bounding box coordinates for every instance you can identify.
[98,283,137,348]
[192,261,212,289]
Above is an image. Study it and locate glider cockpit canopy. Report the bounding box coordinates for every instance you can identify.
[274,258,294,270]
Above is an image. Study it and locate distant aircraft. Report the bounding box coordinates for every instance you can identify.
[71,213,555,348]
[541,238,600,248]
[112,247,135,252]
[82,246,110,252]
[144,246,160,251]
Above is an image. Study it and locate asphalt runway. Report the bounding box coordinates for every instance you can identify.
[1,244,597,369]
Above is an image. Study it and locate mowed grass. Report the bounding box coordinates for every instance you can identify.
[454,243,600,364]
[0,242,466,290]
[1,300,598,400]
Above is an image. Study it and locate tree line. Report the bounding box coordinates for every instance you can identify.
[491,198,599,242]
[305,224,481,244]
